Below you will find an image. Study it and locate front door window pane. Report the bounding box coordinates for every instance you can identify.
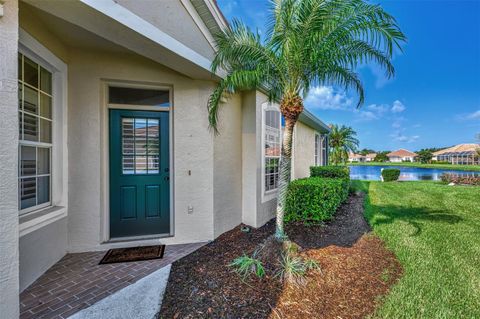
[122,118,161,175]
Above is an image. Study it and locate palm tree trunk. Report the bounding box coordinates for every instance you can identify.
[274,91,304,241]
[275,116,296,241]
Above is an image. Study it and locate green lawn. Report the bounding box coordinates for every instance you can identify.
[352,181,480,319]
[349,161,480,172]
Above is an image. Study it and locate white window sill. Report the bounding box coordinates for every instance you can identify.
[19,206,67,237]
[262,189,278,203]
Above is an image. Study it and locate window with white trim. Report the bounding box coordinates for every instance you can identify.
[264,105,282,192]
[322,135,328,165]
[314,133,321,166]
[18,53,52,213]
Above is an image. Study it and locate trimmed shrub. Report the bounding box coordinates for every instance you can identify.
[382,168,400,182]
[310,166,350,180]
[441,173,480,186]
[431,160,451,165]
[285,177,349,224]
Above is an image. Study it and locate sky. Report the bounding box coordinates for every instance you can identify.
[216,0,480,152]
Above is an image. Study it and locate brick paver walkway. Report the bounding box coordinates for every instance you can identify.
[19,243,205,319]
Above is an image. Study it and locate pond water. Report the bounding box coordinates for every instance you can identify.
[349,165,480,181]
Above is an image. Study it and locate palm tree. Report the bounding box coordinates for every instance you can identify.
[329,124,359,164]
[208,0,406,240]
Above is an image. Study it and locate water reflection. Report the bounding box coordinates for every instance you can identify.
[349,165,480,181]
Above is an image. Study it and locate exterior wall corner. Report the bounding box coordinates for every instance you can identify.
[0,0,20,317]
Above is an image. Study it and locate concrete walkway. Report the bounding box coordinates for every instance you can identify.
[20,243,205,319]
[68,265,171,319]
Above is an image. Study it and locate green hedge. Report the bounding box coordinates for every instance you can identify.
[285,177,349,224]
[382,168,401,182]
[310,166,350,179]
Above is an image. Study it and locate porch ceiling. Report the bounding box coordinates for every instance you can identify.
[22,0,219,80]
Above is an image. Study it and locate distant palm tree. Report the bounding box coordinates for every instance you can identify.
[329,124,359,164]
[208,0,405,240]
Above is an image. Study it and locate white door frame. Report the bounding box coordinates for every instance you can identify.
[100,80,175,243]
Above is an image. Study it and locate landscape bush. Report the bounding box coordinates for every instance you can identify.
[310,166,350,180]
[285,177,349,224]
[382,169,401,182]
[441,173,480,186]
[431,160,451,165]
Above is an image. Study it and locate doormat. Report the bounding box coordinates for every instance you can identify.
[99,245,165,264]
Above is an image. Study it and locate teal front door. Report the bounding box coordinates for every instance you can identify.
[109,109,170,238]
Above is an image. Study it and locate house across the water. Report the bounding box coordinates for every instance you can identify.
[0,1,330,316]
[348,152,366,162]
[432,144,480,165]
[348,152,377,162]
[365,153,377,162]
[387,149,418,162]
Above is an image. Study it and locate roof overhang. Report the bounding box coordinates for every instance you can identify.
[298,109,331,134]
[24,0,222,80]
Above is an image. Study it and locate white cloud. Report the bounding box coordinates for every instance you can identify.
[455,109,480,121]
[356,110,379,121]
[304,86,353,110]
[391,116,406,129]
[366,104,389,115]
[391,100,406,113]
[355,102,401,122]
[391,131,419,143]
[465,110,480,120]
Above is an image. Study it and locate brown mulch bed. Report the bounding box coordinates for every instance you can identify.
[158,193,403,319]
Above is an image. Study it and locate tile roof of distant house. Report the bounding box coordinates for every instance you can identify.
[387,149,418,157]
[348,153,365,159]
[433,143,480,156]
[366,153,377,159]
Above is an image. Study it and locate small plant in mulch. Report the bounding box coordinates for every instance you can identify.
[230,236,322,285]
[229,252,266,280]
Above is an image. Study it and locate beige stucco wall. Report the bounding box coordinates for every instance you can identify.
[293,121,317,179]
[0,0,20,317]
[241,91,258,226]
[242,90,278,228]
[66,48,216,251]
[19,2,69,63]
[213,94,243,238]
[19,218,67,291]
[19,2,218,252]
[18,11,70,294]
[116,0,215,60]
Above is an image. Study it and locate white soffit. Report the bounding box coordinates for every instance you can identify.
[24,0,219,80]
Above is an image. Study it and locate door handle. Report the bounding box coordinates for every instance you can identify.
[164,176,169,181]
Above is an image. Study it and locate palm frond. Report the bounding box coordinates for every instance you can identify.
[208,69,265,133]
